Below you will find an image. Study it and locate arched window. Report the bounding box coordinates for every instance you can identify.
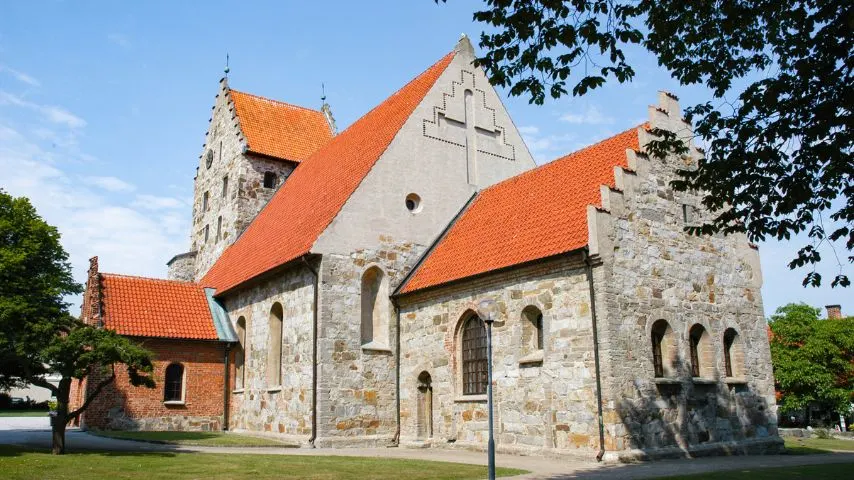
[360,266,389,348]
[723,328,743,378]
[267,303,283,387]
[689,324,713,378]
[521,306,544,354]
[462,315,488,395]
[416,371,433,439]
[216,216,222,242]
[164,363,184,402]
[235,316,246,389]
[263,172,277,189]
[651,320,676,378]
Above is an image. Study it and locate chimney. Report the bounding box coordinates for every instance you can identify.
[826,304,842,320]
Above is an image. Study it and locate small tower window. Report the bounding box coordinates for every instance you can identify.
[263,172,277,189]
[204,224,209,243]
[405,193,422,213]
[164,363,185,402]
[203,191,210,212]
[205,150,214,169]
[216,216,222,242]
[222,175,228,197]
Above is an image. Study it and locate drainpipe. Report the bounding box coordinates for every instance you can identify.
[391,297,402,446]
[583,248,607,462]
[223,343,231,431]
[301,256,320,447]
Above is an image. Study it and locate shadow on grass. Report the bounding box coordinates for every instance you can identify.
[0,444,179,458]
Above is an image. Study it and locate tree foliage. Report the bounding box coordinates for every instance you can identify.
[0,189,154,454]
[769,303,854,416]
[439,0,853,287]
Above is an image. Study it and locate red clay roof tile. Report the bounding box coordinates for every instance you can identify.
[400,125,641,294]
[101,274,218,340]
[202,51,456,294]
[229,90,333,162]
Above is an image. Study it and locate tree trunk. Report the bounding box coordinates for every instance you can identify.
[51,414,67,455]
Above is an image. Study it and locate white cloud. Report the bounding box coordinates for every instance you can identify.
[132,194,186,210]
[518,126,578,164]
[0,65,40,87]
[559,105,615,125]
[81,175,137,193]
[107,33,131,49]
[0,90,87,129]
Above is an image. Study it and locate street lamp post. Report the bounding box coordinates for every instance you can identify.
[477,298,498,480]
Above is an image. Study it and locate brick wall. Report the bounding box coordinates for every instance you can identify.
[80,337,227,431]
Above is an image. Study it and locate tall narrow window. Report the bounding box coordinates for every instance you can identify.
[462,316,488,395]
[204,224,209,243]
[689,324,712,378]
[222,175,229,197]
[360,266,389,348]
[266,303,283,387]
[651,320,675,378]
[723,328,742,378]
[263,172,277,189]
[216,216,222,242]
[520,306,544,361]
[203,191,210,211]
[164,363,184,402]
[235,316,246,389]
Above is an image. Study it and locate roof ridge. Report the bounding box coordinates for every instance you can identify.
[483,124,645,193]
[100,272,200,285]
[228,89,325,115]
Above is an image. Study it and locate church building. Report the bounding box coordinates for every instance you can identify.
[71,36,782,461]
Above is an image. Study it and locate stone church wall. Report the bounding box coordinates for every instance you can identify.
[223,265,315,443]
[590,93,781,460]
[79,338,225,432]
[314,240,425,447]
[398,256,601,456]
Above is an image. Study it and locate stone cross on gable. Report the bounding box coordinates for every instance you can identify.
[423,70,515,185]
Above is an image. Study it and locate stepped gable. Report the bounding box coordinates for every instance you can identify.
[203,50,456,294]
[101,274,218,340]
[399,125,642,294]
[229,89,333,162]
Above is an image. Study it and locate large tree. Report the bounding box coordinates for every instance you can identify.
[440,0,852,287]
[769,303,854,425]
[0,189,154,454]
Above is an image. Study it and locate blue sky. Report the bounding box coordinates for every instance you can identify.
[0,1,848,317]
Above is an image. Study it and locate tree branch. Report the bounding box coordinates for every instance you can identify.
[68,367,115,420]
[29,376,59,396]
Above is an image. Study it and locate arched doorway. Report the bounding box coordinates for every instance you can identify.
[416,371,433,440]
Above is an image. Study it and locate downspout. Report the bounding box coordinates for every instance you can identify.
[223,343,231,431]
[390,297,401,446]
[301,255,320,447]
[583,248,606,462]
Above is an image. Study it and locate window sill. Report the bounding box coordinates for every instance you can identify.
[518,350,544,365]
[361,341,392,353]
[653,377,682,385]
[266,387,282,393]
[454,395,487,403]
[724,377,748,385]
[163,400,185,406]
[692,377,717,385]
[232,389,245,394]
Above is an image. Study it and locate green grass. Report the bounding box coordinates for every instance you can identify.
[783,436,854,454]
[0,445,527,479]
[89,430,296,447]
[0,409,49,417]
[658,463,854,479]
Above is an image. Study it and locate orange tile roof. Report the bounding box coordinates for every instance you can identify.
[400,125,641,294]
[101,274,218,340]
[229,90,333,162]
[202,51,456,294]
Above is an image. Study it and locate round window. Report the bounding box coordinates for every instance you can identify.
[405,193,422,213]
[205,150,214,169]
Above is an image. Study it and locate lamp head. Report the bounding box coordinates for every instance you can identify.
[477,298,498,324]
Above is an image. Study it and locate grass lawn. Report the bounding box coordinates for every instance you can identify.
[659,463,854,479]
[783,436,854,454]
[0,445,527,479]
[0,409,49,417]
[89,430,294,447]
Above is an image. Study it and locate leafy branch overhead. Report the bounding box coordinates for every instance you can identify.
[439,0,852,287]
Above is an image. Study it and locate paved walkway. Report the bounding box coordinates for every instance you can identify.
[2,417,852,479]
